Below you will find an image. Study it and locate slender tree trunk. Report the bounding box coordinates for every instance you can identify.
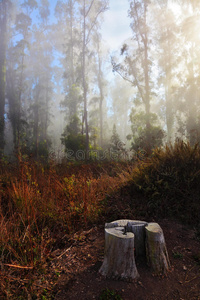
[165,26,174,142]
[33,86,40,159]
[69,0,77,116]
[187,43,197,145]
[99,99,103,147]
[16,52,25,154]
[143,3,151,151]
[97,50,103,147]
[69,0,74,83]
[82,0,89,153]
[44,78,49,141]
[0,0,7,156]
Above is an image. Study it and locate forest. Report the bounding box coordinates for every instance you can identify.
[1,0,200,299]
[0,0,200,160]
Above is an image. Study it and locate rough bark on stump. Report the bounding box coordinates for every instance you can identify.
[99,227,139,281]
[145,222,170,275]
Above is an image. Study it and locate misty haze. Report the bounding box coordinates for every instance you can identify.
[0,0,200,299]
[1,0,200,160]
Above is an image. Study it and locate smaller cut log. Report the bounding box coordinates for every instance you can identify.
[99,227,139,281]
[145,223,170,275]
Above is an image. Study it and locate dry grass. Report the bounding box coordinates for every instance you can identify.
[2,140,199,298]
[0,159,134,299]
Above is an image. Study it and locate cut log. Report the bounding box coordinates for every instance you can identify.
[145,222,170,275]
[99,226,139,281]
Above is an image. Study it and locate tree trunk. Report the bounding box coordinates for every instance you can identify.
[143,2,151,153]
[165,26,174,142]
[33,86,40,159]
[97,40,104,148]
[0,0,7,156]
[145,222,170,275]
[82,0,89,154]
[99,226,139,281]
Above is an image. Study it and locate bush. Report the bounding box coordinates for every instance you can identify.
[131,126,164,153]
[131,140,200,224]
[61,115,86,158]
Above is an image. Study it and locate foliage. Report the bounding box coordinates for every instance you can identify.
[131,140,200,224]
[61,84,82,118]
[110,124,122,151]
[131,126,164,153]
[37,139,51,159]
[2,0,200,162]
[129,110,165,153]
[172,251,183,259]
[62,133,86,154]
[61,114,86,157]
[99,288,122,300]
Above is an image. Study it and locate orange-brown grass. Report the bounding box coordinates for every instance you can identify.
[0,159,134,299]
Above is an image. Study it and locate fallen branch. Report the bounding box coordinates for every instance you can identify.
[185,276,200,284]
[4,264,34,269]
[53,245,73,260]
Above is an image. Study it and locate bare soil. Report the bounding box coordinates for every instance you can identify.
[51,219,200,300]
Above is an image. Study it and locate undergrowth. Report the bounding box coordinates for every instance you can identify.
[1,140,200,298]
[99,287,122,300]
[0,159,133,299]
[131,140,200,224]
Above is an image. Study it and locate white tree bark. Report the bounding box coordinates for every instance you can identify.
[145,222,170,275]
[99,226,139,281]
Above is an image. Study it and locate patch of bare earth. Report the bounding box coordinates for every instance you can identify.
[50,220,200,300]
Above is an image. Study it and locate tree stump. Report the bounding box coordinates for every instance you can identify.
[99,226,139,281]
[100,220,170,281]
[145,222,170,275]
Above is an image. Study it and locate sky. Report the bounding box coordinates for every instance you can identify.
[101,0,132,52]
[48,0,132,53]
[100,0,133,85]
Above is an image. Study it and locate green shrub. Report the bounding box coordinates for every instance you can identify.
[131,140,200,224]
[99,288,122,300]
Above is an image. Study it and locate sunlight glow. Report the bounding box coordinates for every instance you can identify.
[169,2,181,17]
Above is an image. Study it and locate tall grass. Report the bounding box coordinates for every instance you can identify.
[2,140,199,298]
[0,159,133,298]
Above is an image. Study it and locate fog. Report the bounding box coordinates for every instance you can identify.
[1,0,200,160]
